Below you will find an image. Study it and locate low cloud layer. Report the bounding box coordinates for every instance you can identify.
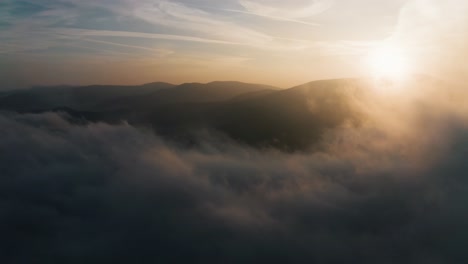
[1,82,468,263]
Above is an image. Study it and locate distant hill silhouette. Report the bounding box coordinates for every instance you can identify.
[0,79,370,151]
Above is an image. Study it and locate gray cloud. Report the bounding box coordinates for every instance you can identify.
[1,82,468,264]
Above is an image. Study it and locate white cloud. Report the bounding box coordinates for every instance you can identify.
[390,0,468,80]
[53,28,247,46]
[238,0,333,19]
[131,0,273,46]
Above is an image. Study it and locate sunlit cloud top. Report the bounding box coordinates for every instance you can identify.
[0,0,466,88]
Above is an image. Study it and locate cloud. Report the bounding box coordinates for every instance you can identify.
[131,0,274,46]
[53,28,251,46]
[389,0,468,81]
[216,8,320,27]
[238,0,333,19]
[0,0,316,58]
[1,0,409,87]
[1,81,468,263]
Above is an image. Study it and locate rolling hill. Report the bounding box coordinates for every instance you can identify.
[0,79,368,151]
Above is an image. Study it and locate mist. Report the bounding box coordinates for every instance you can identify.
[1,76,468,263]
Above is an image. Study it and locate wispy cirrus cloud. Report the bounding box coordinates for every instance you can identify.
[53,28,253,46]
[213,7,321,27]
[130,0,274,46]
[237,0,333,20]
[1,0,413,86]
[0,0,310,55]
[52,27,318,51]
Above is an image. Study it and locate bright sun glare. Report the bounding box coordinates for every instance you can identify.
[367,45,412,81]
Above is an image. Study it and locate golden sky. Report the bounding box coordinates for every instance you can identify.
[1,0,467,88]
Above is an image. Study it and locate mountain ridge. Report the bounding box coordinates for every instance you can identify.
[0,78,372,151]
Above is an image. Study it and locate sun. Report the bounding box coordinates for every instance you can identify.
[367,45,412,81]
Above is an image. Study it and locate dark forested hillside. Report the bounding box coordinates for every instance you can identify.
[0,79,367,151]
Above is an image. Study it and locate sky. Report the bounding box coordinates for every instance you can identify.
[1,0,467,88]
